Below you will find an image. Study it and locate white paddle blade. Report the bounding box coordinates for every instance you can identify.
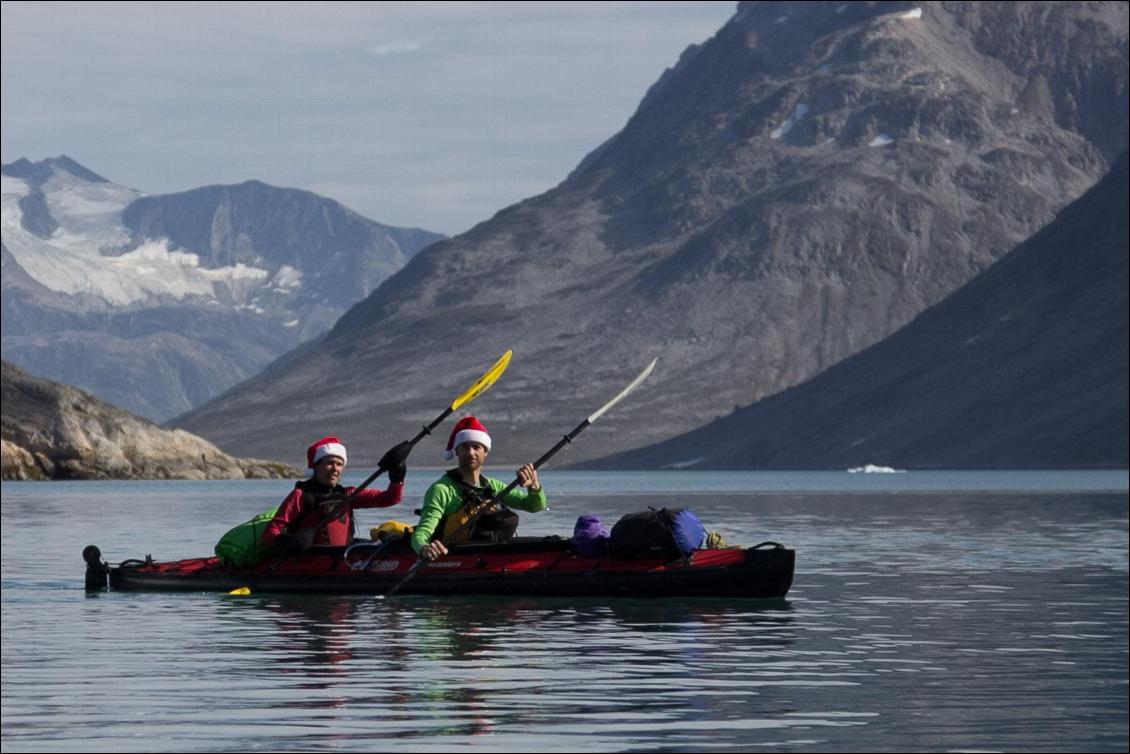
[587,358,657,424]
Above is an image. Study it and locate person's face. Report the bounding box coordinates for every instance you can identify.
[455,442,488,472]
[314,456,345,486]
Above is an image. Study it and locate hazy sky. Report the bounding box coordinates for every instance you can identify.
[1,1,735,236]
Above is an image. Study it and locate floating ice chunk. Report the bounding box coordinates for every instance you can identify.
[869,134,895,147]
[771,103,809,139]
[283,319,300,328]
[847,465,906,474]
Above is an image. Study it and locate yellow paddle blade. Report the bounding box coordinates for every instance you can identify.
[228,586,251,596]
[450,350,511,411]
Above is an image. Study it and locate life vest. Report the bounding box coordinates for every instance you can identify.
[437,470,519,545]
[292,479,354,546]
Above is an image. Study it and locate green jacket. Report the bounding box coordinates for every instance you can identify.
[411,471,548,552]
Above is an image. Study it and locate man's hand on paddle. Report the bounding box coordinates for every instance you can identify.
[516,463,540,492]
[420,540,448,561]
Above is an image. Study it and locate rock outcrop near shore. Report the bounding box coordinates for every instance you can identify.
[1,360,299,480]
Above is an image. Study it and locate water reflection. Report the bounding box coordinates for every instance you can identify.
[203,595,800,744]
[263,596,362,674]
[416,597,792,742]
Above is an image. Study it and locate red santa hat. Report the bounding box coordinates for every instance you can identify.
[306,436,347,473]
[444,416,491,460]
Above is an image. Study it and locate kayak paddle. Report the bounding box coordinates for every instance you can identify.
[228,349,513,595]
[384,357,658,597]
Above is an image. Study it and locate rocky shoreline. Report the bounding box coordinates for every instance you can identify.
[1,361,299,481]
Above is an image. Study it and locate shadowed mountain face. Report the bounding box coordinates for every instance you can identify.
[0,360,299,480]
[591,153,1129,470]
[2,158,444,421]
[175,2,1128,467]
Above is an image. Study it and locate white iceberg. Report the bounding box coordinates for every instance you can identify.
[847,464,906,474]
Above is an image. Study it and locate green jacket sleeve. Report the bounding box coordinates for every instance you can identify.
[411,480,459,553]
[488,478,548,513]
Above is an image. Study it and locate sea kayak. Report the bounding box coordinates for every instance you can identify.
[83,537,794,599]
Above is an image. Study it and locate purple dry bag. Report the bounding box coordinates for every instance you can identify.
[572,515,610,557]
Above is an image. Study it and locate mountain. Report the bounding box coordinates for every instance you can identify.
[1,157,444,420]
[175,1,1128,467]
[588,152,1129,470]
[1,360,300,480]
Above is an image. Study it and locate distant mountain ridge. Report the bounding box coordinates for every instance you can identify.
[588,152,1129,470]
[175,1,1127,468]
[1,156,445,420]
[3,155,110,185]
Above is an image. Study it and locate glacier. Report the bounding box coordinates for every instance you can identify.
[2,170,275,307]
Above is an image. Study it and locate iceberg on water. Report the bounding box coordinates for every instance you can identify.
[847,464,906,474]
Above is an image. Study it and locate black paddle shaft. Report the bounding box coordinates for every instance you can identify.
[384,418,592,597]
[480,418,591,503]
[438,418,591,542]
[346,407,454,503]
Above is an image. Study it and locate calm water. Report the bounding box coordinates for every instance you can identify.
[2,470,1127,752]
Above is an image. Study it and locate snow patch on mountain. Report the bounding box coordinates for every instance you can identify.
[270,265,303,291]
[771,103,810,139]
[2,174,29,197]
[2,170,271,306]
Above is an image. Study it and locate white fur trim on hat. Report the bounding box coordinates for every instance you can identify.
[308,441,347,471]
[450,428,490,454]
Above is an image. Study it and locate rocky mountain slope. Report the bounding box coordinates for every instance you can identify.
[1,157,443,420]
[589,152,1128,470]
[176,1,1128,467]
[1,360,300,480]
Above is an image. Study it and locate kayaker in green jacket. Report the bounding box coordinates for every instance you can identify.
[413,416,547,560]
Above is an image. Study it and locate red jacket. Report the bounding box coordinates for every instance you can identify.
[263,480,403,548]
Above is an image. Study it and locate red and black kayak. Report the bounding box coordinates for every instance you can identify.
[83,537,794,599]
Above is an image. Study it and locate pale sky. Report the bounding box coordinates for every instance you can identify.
[1,1,736,236]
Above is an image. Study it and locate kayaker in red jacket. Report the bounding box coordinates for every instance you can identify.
[263,436,407,553]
